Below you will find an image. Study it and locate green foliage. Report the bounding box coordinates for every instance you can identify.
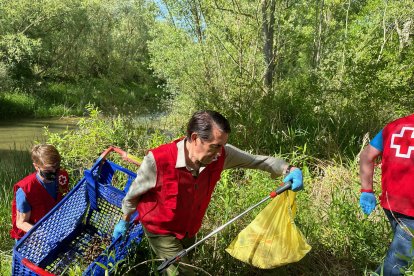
[0,0,160,106]
[115,239,156,275]
[0,61,11,88]
[94,249,125,276]
[42,79,167,116]
[0,116,405,275]
[0,146,32,252]
[65,264,83,276]
[0,90,36,119]
[148,0,413,160]
[0,252,12,276]
[295,159,390,274]
[45,105,135,181]
[0,78,167,119]
[0,33,41,79]
[44,105,177,184]
[2,0,414,273]
[0,0,167,119]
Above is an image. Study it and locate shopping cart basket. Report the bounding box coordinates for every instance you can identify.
[12,146,144,275]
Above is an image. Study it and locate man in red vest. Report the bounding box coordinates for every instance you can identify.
[10,144,69,240]
[113,110,303,275]
[359,113,414,275]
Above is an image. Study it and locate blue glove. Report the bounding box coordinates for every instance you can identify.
[283,168,303,191]
[112,219,129,240]
[359,192,376,215]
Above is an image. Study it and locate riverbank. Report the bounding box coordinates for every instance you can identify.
[0,79,167,120]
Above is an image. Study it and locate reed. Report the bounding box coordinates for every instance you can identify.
[0,145,32,275]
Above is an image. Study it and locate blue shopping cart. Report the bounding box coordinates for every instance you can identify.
[12,146,144,275]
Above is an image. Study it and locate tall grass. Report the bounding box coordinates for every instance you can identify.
[0,78,168,120]
[294,159,390,275]
[0,145,32,275]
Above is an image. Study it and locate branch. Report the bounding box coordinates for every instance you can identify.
[211,31,266,95]
[213,0,253,18]
[160,0,178,28]
[376,1,388,63]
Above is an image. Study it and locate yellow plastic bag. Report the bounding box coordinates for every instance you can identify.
[225,190,311,269]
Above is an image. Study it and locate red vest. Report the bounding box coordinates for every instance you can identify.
[10,170,69,239]
[137,139,225,239]
[380,114,414,216]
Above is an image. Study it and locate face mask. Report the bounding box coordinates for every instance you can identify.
[39,169,58,182]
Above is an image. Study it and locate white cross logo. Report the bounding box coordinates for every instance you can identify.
[390,127,414,158]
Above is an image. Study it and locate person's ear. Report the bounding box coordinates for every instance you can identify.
[33,163,39,171]
[190,132,198,144]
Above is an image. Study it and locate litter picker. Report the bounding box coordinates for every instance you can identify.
[157,181,293,273]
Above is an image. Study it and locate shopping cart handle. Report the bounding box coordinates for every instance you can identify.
[99,146,141,166]
[21,258,56,276]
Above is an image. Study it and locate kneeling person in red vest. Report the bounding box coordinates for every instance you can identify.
[112,110,304,276]
[10,144,69,240]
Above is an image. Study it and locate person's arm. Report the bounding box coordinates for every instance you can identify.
[223,144,289,178]
[16,210,33,233]
[359,144,382,190]
[121,152,157,221]
[359,130,383,215]
[113,152,158,239]
[15,187,33,232]
[224,144,304,191]
[360,129,383,190]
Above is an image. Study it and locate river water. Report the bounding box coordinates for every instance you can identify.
[0,117,78,151]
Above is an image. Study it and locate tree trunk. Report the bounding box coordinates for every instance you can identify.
[261,0,276,95]
[312,0,324,69]
[395,18,413,53]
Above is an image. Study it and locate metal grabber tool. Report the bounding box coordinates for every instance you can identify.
[157,181,293,273]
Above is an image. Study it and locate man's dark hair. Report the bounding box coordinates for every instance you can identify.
[186,110,231,141]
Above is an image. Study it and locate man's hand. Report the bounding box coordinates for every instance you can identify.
[112,219,129,240]
[283,168,303,191]
[359,192,376,215]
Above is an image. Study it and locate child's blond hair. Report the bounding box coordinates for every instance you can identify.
[31,144,61,167]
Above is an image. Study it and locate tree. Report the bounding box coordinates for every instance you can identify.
[0,0,156,83]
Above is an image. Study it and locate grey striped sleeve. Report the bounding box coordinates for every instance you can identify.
[223,144,288,179]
